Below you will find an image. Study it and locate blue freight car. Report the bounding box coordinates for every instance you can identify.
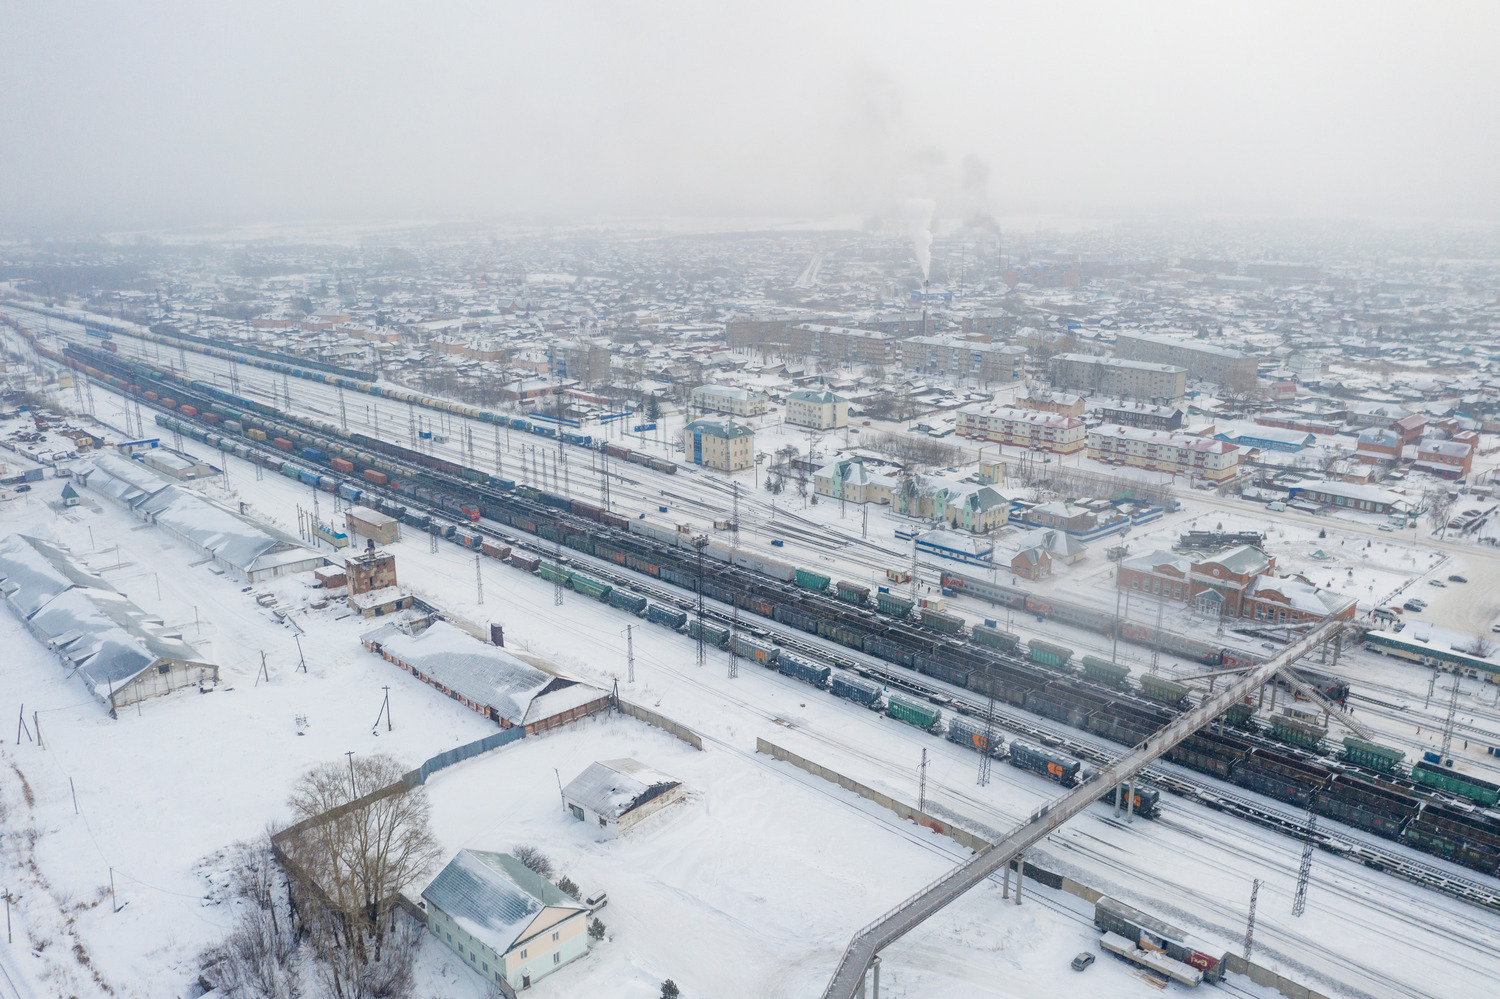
[778,655,830,689]
[1008,740,1081,786]
[946,716,1004,758]
[297,468,321,486]
[607,590,649,616]
[831,675,881,708]
[647,604,688,630]
[300,447,324,463]
[337,483,363,502]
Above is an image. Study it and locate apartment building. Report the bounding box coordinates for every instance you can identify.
[1098,401,1186,431]
[1050,353,1187,401]
[690,384,770,417]
[788,323,897,366]
[786,388,848,429]
[956,404,1086,454]
[546,339,611,386]
[1087,425,1241,482]
[685,418,755,471]
[898,335,1026,382]
[1113,332,1259,389]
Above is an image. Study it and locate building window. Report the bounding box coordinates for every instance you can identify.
[521,948,527,959]
[552,931,559,942]
[554,953,562,965]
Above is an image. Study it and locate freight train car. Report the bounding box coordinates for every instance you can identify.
[886,695,941,732]
[831,674,881,708]
[1007,740,1081,786]
[946,716,1004,757]
[778,655,830,689]
[647,604,688,631]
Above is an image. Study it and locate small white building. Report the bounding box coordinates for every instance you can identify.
[690,384,769,417]
[563,759,685,834]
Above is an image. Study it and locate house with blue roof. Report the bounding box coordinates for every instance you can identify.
[423,849,590,993]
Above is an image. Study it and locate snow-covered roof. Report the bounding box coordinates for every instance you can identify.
[422,850,584,957]
[1250,575,1355,617]
[0,534,207,701]
[361,620,555,725]
[563,759,682,820]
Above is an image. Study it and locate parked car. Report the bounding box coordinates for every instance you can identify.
[1378,525,1393,532]
[1404,601,1425,612]
[1266,501,1287,512]
[1072,952,1096,972]
[1429,580,1447,587]
[1448,574,1468,583]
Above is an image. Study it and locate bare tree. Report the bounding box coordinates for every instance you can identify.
[281,755,441,998]
[199,835,300,998]
[512,844,555,879]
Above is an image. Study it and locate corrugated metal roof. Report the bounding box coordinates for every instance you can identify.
[422,850,583,955]
[562,758,681,820]
[362,620,553,725]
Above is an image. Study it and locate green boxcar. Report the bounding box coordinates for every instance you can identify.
[569,574,612,601]
[1139,673,1190,706]
[1342,737,1404,773]
[1410,762,1500,807]
[1027,640,1075,670]
[280,464,301,478]
[920,608,966,634]
[886,694,941,731]
[1081,655,1130,687]
[688,619,729,648]
[973,625,1020,652]
[538,562,569,584]
[1223,702,1256,728]
[795,568,831,591]
[1271,714,1327,749]
[876,592,914,617]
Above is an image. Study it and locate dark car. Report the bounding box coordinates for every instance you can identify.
[1448,574,1468,583]
[1404,600,1425,612]
[1428,580,1447,588]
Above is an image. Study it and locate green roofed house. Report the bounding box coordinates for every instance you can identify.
[685,417,754,471]
[786,387,849,429]
[422,850,590,993]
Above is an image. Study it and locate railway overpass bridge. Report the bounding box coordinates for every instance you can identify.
[820,618,1347,999]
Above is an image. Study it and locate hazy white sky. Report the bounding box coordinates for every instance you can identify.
[2,1,1496,231]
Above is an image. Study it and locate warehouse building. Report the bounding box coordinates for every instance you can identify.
[0,534,217,714]
[785,387,848,429]
[423,850,590,992]
[563,758,686,834]
[685,418,755,471]
[346,505,400,545]
[361,619,610,733]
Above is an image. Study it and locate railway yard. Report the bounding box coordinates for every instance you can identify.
[4,306,1500,999]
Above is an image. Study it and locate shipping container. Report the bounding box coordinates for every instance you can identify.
[223,420,243,433]
[331,457,354,473]
[647,604,688,630]
[886,695,941,731]
[180,405,198,417]
[247,428,267,441]
[272,437,293,451]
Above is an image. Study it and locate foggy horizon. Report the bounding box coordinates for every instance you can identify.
[3,2,1499,233]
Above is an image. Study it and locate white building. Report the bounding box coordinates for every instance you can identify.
[690,384,769,417]
[563,759,686,834]
[1087,425,1241,482]
[785,388,848,429]
[956,404,1086,454]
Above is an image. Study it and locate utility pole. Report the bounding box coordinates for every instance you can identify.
[338,386,348,431]
[1440,671,1462,761]
[729,482,740,679]
[978,696,996,786]
[475,552,484,605]
[345,751,357,799]
[1292,803,1317,917]
[1243,878,1261,961]
[626,624,635,684]
[918,748,929,812]
[694,536,708,668]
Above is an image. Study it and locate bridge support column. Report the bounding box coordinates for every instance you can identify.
[1113,782,1122,817]
[1014,855,1024,905]
[1127,779,1136,823]
[1002,862,1010,899]
[872,957,881,999]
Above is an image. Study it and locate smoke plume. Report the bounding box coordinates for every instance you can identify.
[904,197,935,279]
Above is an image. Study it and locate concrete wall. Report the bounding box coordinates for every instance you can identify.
[619,700,704,749]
